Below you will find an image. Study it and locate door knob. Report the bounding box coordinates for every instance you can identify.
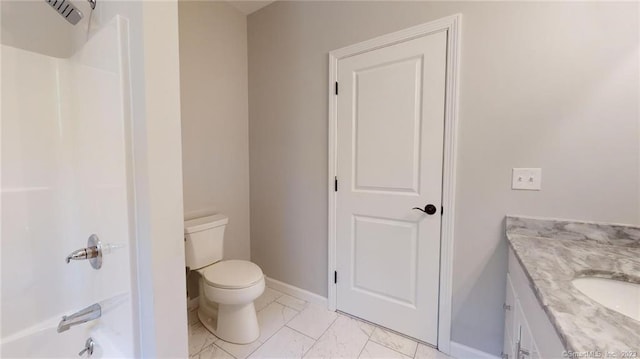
[413,204,437,215]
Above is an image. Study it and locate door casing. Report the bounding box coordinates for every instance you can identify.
[327,14,462,354]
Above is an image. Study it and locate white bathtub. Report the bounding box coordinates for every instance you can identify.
[1,292,134,358]
[1,315,126,358]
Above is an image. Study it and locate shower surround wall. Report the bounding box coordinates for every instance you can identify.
[247,1,640,355]
[1,18,135,357]
[2,1,188,356]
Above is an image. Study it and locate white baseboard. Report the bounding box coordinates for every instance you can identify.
[186,277,328,310]
[450,341,501,359]
[265,276,328,308]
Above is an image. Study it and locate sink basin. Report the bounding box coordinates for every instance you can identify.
[572,277,640,321]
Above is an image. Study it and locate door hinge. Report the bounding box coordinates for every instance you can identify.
[335,81,339,95]
[441,206,443,215]
[334,271,337,284]
[334,176,338,192]
[503,303,512,311]
[501,352,509,359]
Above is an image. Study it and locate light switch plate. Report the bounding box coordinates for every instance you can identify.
[512,168,542,190]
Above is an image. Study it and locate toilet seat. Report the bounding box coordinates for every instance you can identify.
[199,260,264,289]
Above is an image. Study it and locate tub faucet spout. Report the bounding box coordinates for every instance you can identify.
[57,303,101,333]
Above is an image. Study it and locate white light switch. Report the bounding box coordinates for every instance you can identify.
[512,168,542,190]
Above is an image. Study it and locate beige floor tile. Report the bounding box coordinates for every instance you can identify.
[303,315,371,358]
[414,344,451,359]
[359,340,412,359]
[369,327,417,357]
[189,322,218,356]
[190,344,234,359]
[276,294,308,312]
[257,301,299,342]
[286,303,338,340]
[254,287,284,312]
[249,327,315,359]
[216,339,263,359]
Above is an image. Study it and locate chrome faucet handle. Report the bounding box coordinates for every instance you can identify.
[65,234,102,269]
[78,337,95,356]
[66,248,92,263]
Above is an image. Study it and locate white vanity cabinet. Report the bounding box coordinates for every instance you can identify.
[504,248,565,359]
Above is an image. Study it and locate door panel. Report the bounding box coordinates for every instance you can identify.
[354,56,423,193]
[352,215,418,305]
[336,30,447,344]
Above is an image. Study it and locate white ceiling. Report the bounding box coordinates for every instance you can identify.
[227,1,276,15]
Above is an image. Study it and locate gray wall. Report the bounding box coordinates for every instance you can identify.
[247,1,639,354]
[179,0,251,261]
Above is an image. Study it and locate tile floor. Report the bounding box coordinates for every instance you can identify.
[188,287,452,359]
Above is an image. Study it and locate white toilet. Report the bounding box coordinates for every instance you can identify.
[184,214,265,344]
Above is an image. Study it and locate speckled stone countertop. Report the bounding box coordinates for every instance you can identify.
[506,216,640,352]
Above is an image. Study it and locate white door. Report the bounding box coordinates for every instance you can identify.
[335,30,447,344]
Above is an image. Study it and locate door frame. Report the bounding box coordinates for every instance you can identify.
[327,14,461,354]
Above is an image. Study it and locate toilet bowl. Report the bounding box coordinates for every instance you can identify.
[185,215,265,344]
[197,260,265,343]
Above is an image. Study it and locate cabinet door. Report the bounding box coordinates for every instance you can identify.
[515,299,540,359]
[504,274,517,358]
[503,333,514,359]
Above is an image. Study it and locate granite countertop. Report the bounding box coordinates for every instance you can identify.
[505,216,640,352]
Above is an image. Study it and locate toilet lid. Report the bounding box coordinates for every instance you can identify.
[200,260,264,289]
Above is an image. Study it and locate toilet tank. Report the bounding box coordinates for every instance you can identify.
[184,214,228,270]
